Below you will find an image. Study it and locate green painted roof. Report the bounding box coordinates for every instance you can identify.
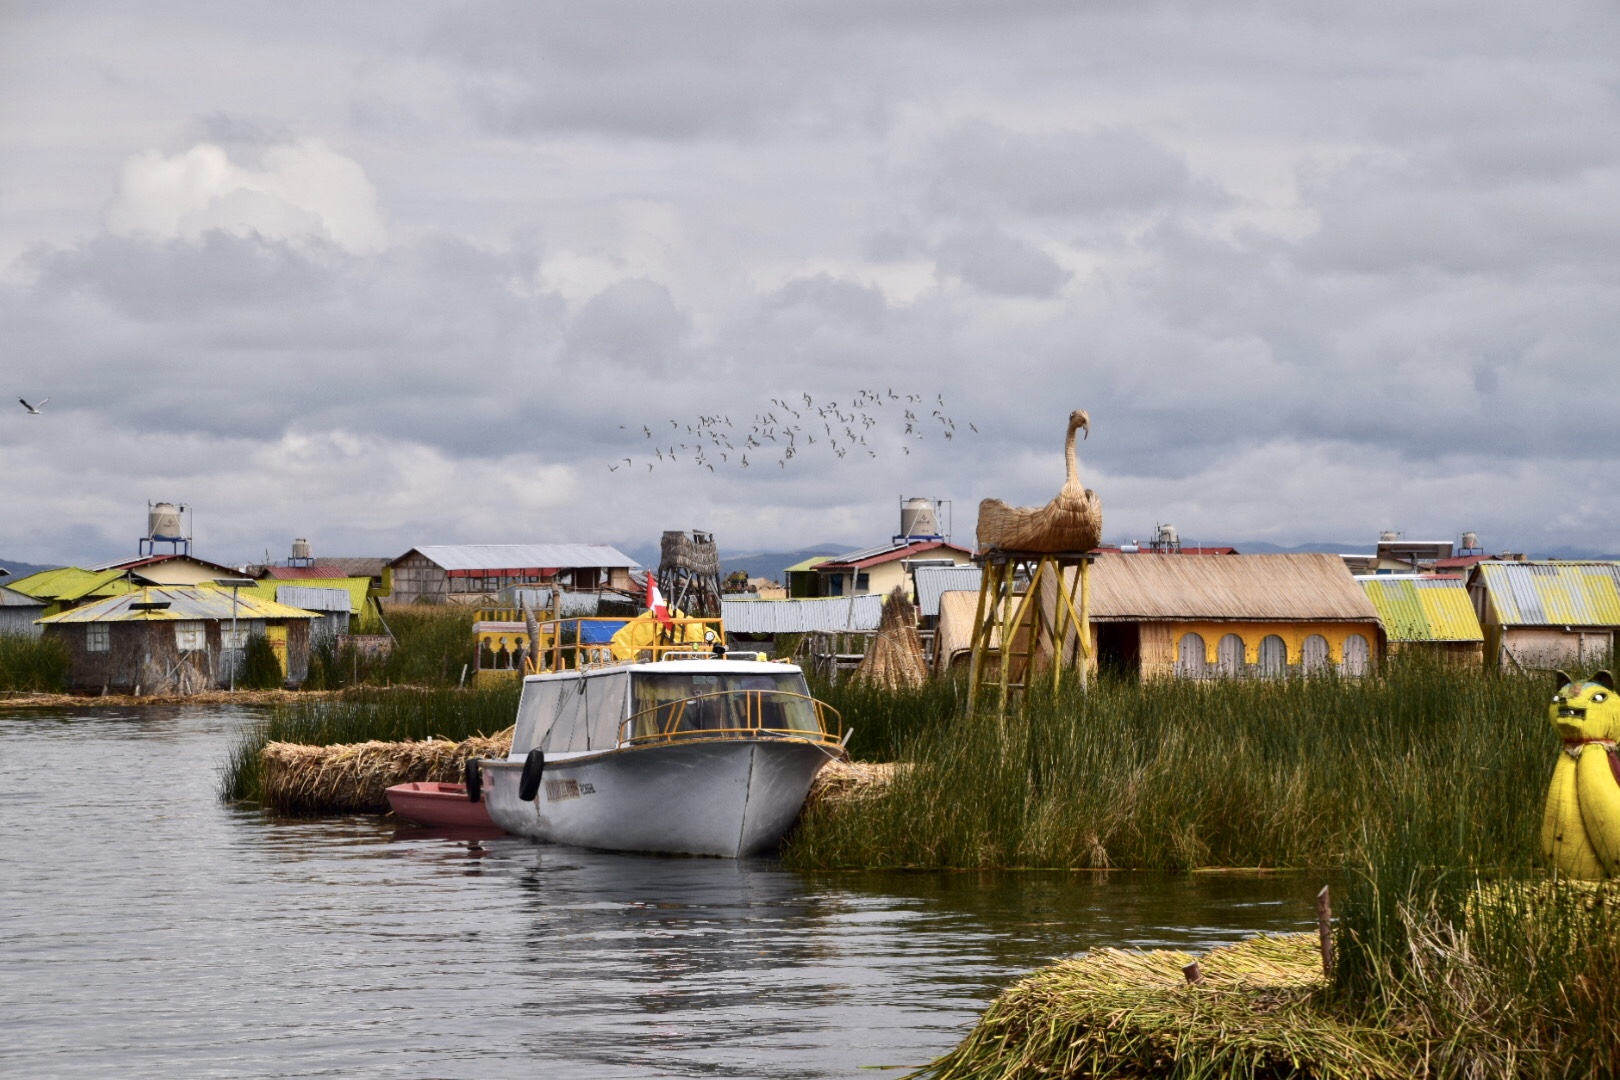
[783,556,836,574]
[3,566,134,603]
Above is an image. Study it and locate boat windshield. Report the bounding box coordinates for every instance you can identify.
[629,670,821,739]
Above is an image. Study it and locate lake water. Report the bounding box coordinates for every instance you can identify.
[0,705,1325,1078]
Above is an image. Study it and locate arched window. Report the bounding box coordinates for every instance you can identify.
[1258,635,1287,678]
[1217,633,1246,677]
[1341,633,1370,676]
[1176,633,1207,679]
[1302,634,1331,675]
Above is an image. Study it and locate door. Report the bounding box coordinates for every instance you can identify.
[265,625,288,678]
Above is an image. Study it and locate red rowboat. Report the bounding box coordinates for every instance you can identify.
[386,782,499,830]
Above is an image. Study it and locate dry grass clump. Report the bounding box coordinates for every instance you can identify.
[806,760,910,808]
[913,933,1401,1080]
[261,727,513,813]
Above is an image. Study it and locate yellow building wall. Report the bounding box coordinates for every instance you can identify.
[1136,621,1381,668]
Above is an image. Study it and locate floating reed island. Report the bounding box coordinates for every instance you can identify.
[911,877,1620,1079]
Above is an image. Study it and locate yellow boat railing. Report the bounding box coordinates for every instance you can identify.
[620,689,844,748]
[511,615,728,673]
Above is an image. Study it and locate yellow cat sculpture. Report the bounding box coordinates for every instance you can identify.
[1542,669,1620,879]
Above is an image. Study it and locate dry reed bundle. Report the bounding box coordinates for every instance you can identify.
[912,934,1405,1080]
[807,760,910,808]
[855,587,928,689]
[261,727,514,814]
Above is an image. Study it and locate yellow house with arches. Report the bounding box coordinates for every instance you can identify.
[1085,552,1383,679]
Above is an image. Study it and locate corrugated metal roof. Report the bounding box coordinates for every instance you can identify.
[275,587,353,613]
[720,594,884,634]
[38,587,320,624]
[0,585,46,608]
[783,556,836,574]
[396,544,638,571]
[1088,553,1379,622]
[1,567,134,602]
[1472,562,1620,627]
[1359,577,1483,642]
[914,565,984,617]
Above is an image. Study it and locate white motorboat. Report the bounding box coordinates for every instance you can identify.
[479,638,847,857]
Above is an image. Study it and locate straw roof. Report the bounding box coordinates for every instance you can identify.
[1087,553,1378,623]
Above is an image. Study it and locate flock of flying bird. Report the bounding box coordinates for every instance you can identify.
[612,389,976,473]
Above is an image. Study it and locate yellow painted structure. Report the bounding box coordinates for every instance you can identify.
[1156,621,1372,668]
[265,625,288,677]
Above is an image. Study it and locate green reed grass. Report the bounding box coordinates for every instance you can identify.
[786,657,1553,871]
[806,672,967,760]
[219,683,520,804]
[0,632,70,693]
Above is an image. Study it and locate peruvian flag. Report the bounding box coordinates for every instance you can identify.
[646,573,674,629]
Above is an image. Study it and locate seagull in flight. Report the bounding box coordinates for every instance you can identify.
[19,397,48,414]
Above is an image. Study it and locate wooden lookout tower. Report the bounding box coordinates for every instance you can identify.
[657,530,722,618]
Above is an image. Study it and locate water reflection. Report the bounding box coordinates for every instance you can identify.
[1,705,1324,1079]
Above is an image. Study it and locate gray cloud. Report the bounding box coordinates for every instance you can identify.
[930,122,1205,219]
[934,229,1070,297]
[3,2,1619,565]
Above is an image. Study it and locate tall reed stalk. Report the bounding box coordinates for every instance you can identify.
[0,632,70,693]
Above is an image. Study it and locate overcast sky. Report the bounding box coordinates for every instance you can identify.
[3,1,1618,567]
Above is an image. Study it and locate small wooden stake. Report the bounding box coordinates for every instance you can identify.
[1182,961,1204,986]
[1317,884,1334,978]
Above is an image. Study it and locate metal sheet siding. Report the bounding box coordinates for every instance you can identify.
[276,587,353,613]
[1476,563,1620,627]
[720,595,884,634]
[914,566,984,616]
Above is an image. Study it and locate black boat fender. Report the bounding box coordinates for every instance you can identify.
[517,748,546,802]
[464,757,483,803]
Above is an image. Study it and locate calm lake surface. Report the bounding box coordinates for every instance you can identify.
[1,705,1324,1078]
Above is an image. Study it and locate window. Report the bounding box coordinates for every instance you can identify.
[175,621,206,652]
[1216,633,1246,677]
[629,671,819,738]
[1258,635,1287,678]
[86,624,110,653]
[1302,634,1331,675]
[1341,634,1371,676]
[1176,633,1207,679]
[222,626,249,650]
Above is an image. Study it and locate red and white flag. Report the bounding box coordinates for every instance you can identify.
[646,573,674,629]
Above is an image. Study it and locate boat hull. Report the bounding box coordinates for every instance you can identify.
[386,782,498,830]
[483,738,832,857]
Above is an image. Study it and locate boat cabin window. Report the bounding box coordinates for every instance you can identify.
[629,670,818,738]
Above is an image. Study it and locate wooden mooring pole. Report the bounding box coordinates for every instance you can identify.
[1316,885,1334,978]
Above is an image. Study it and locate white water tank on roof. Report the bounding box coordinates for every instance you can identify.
[1461,532,1479,552]
[292,538,312,561]
[148,502,185,542]
[900,497,940,539]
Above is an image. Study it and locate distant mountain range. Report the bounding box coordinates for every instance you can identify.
[0,558,61,583]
